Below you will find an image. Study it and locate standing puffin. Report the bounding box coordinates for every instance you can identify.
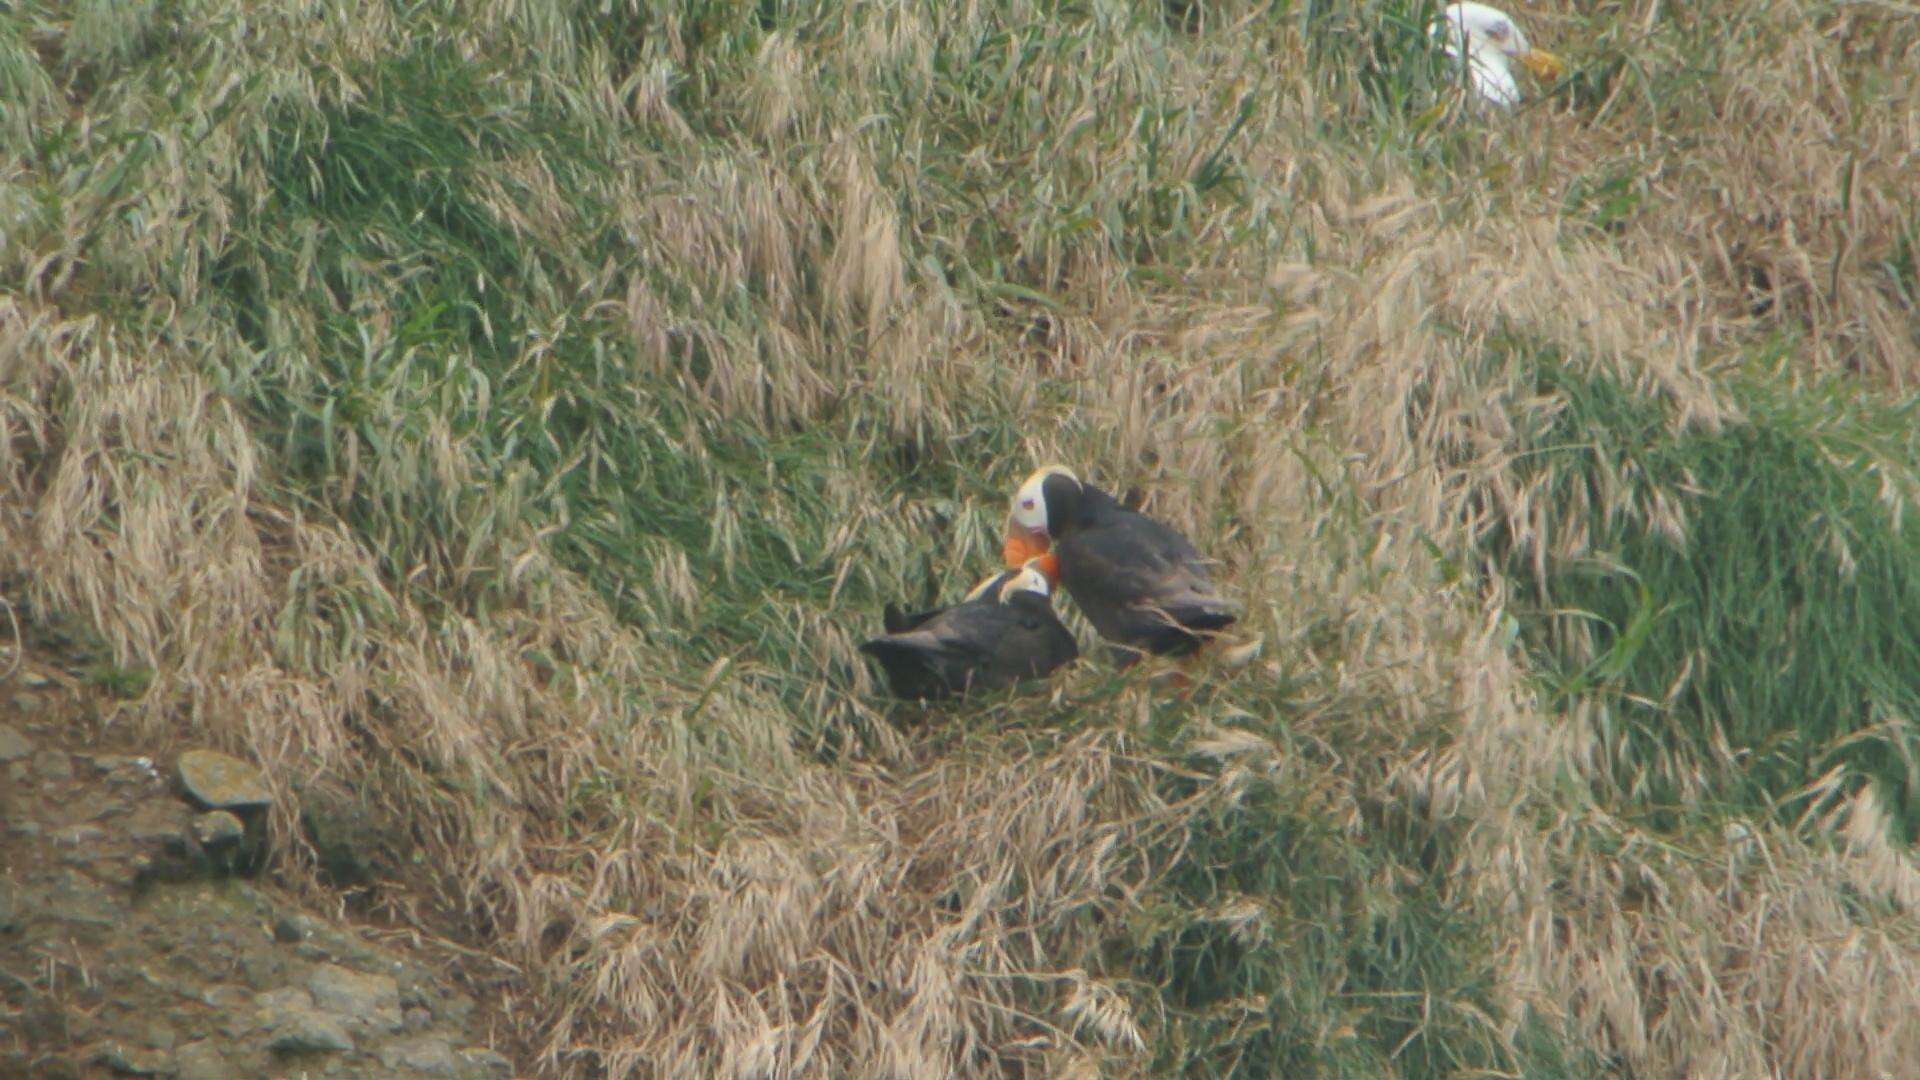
[1002,466,1239,664]
[859,560,1079,700]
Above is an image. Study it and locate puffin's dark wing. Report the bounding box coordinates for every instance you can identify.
[882,601,948,635]
[1058,510,1238,658]
[862,598,1075,699]
[1002,592,1080,675]
[860,621,987,700]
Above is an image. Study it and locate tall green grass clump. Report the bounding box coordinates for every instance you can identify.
[1490,351,1920,838]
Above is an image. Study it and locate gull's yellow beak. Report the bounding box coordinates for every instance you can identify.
[1516,48,1565,82]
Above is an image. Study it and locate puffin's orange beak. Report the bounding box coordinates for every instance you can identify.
[1002,522,1057,583]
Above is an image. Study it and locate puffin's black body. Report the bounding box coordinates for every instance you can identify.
[859,571,1078,700]
[1030,473,1239,663]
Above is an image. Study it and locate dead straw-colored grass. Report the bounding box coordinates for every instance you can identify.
[5,0,1920,1074]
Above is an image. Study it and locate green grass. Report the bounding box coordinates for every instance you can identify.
[1490,349,1920,840]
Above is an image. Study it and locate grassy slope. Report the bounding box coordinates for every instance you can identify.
[4,0,1920,1074]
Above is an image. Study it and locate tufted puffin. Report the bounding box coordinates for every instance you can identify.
[859,560,1079,700]
[1002,466,1238,664]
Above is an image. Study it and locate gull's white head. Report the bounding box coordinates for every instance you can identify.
[1433,3,1564,108]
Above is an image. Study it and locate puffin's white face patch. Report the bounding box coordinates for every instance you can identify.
[1009,465,1076,533]
[999,563,1051,601]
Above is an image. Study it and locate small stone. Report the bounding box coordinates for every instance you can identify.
[20,671,51,687]
[307,963,402,1032]
[398,980,431,1010]
[265,1010,354,1054]
[254,986,313,1016]
[199,984,251,1009]
[88,755,163,786]
[52,824,106,847]
[0,723,30,762]
[272,913,310,944]
[218,1011,253,1040]
[8,694,34,712]
[7,819,40,839]
[172,1041,228,1080]
[459,1047,514,1079]
[238,951,287,989]
[174,750,270,810]
[125,802,193,847]
[34,749,74,782]
[192,811,245,849]
[90,1043,175,1075]
[404,1005,433,1031]
[141,1021,177,1051]
[378,1036,458,1074]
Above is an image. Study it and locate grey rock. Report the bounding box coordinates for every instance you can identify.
[298,781,396,887]
[273,913,314,943]
[434,990,475,1028]
[174,750,270,810]
[19,670,51,687]
[254,986,314,1016]
[238,950,286,989]
[378,1036,460,1075]
[459,1047,515,1078]
[88,754,163,786]
[90,1043,176,1075]
[265,1009,354,1054]
[8,819,41,838]
[307,963,402,1032]
[404,1005,434,1031]
[52,823,107,847]
[171,1041,229,1080]
[192,811,245,849]
[217,1010,254,1040]
[0,722,30,762]
[398,980,432,1010]
[34,748,74,781]
[125,801,193,846]
[123,802,211,886]
[199,983,251,1009]
[141,1020,177,1051]
[43,868,121,929]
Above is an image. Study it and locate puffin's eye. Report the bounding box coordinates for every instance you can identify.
[1021,499,1036,511]
[1488,21,1510,39]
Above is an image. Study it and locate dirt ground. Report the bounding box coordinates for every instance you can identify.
[0,642,527,1080]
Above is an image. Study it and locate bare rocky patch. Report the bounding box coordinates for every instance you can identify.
[0,664,517,1079]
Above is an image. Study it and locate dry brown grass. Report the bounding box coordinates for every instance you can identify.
[5,0,1920,1074]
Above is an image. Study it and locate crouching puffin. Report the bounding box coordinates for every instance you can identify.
[1002,466,1238,665]
[859,560,1079,700]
